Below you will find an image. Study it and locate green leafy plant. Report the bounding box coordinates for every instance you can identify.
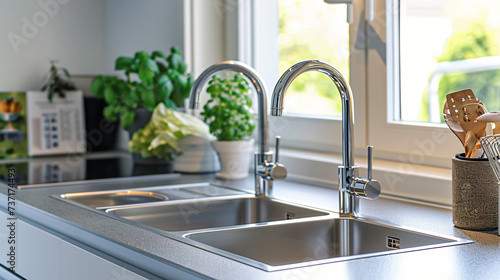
[41,60,77,102]
[129,103,212,160]
[91,47,193,129]
[201,74,255,141]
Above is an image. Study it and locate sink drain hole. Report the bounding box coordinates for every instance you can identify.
[387,236,400,249]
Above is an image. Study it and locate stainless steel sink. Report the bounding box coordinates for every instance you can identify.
[61,190,168,209]
[106,196,331,232]
[185,217,471,271]
[52,181,471,271]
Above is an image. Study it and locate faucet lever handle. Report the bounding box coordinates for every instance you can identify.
[349,145,381,200]
[275,136,281,163]
[367,146,373,180]
[269,136,287,180]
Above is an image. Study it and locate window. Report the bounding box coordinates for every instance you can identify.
[398,0,500,123]
[251,0,367,154]
[367,0,500,167]
[278,1,349,117]
[248,0,500,167]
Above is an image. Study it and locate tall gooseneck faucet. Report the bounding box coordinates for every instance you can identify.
[189,61,286,197]
[271,60,380,217]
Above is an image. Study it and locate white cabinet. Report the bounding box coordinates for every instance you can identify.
[0,210,155,280]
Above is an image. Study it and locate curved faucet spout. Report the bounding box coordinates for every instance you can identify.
[271,60,354,169]
[189,60,269,155]
[271,60,379,217]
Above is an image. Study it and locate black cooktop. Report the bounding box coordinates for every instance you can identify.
[0,153,174,187]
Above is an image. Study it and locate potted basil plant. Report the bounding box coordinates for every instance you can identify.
[201,73,256,179]
[91,47,193,132]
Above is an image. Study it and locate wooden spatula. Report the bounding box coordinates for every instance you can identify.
[443,101,465,145]
[443,89,481,146]
[446,89,479,123]
[458,103,487,157]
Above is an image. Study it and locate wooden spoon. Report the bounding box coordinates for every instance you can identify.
[458,103,487,157]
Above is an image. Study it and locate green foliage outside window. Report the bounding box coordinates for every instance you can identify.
[278,1,349,116]
[420,22,500,122]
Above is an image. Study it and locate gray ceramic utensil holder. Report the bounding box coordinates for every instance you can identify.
[452,153,499,230]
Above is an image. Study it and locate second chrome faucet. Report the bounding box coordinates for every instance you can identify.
[271,60,381,217]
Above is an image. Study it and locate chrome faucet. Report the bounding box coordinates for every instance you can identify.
[271,60,380,217]
[189,60,287,197]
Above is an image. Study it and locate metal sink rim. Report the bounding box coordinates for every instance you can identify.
[51,182,252,210]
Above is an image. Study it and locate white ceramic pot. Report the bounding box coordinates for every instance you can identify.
[173,136,220,173]
[211,139,255,179]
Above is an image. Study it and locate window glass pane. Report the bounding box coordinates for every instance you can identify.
[399,0,500,123]
[278,0,349,117]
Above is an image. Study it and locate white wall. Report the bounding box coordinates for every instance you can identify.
[103,0,184,74]
[0,0,185,89]
[0,0,106,91]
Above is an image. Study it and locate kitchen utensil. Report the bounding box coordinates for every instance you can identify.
[446,89,479,123]
[458,103,487,158]
[480,135,500,181]
[443,101,466,145]
[479,134,500,235]
[444,89,482,150]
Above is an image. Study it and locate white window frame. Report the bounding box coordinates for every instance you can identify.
[367,0,463,168]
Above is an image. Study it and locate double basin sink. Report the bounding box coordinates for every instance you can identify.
[54,182,470,271]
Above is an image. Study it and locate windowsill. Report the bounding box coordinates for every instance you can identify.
[279,148,452,207]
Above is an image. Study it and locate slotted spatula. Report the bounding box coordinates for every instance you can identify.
[446,89,479,123]
[444,89,480,146]
[458,102,487,158]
